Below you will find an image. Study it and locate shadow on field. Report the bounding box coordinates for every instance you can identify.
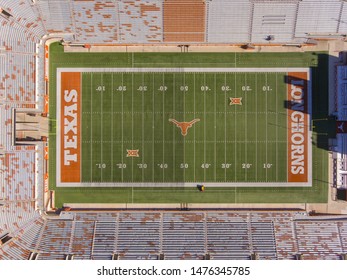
[281,53,337,152]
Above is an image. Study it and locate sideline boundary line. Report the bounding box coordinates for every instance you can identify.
[57,68,310,74]
[56,67,312,188]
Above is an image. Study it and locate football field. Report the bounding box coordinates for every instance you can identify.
[57,67,311,187]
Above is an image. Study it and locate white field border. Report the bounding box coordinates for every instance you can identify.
[56,67,312,188]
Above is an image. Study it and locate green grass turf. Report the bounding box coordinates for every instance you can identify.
[49,42,329,207]
[80,71,287,184]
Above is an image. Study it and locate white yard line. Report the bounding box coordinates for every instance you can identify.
[224,73,227,182]
[204,73,206,182]
[255,74,258,181]
[85,110,280,115]
[131,72,134,182]
[90,73,93,183]
[101,73,103,182]
[214,73,217,182]
[162,73,165,182]
[173,73,175,181]
[245,73,247,182]
[121,73,124,182]
[193,72,196,181]
[59,181,312,188]
[183,73,186,182]
[234,73,237,181]
[265,73,268,182]
[275,73,278,181]
[142,72,145,183]
[83,139,285,144]
[152,73,155,182]
[58,67,310,73]
[80,73,83,182]
[111,73,114,181]
[286,74,288,183]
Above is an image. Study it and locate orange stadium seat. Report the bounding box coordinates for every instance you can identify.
[163,0,205,42]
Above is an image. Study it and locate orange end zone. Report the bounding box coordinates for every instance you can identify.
[287,72,308,183]
[60,72,81,183]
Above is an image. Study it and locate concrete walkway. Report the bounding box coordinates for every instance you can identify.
[64,41,331,53]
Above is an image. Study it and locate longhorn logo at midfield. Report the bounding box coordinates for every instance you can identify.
[169,118,200,136]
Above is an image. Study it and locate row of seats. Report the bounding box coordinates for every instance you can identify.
[0,239,32,260]
[295,221,343,260]
[271,213,297,260]
[119,0,163,43]
[163,0,205,42]
[250,2,298,43]
[0,17,37,53]
[0,0,46,234]
[1,211,346,260]
[37,0,74,34]
[0,0,45,107]
[0,149,36,201]
[0,0,45,39]
[72,0,119,43]
[163,212,205,260]
[3,53,36,103]
[0,105,12,150]
[295,0,345,37]
[207,0,251,43]
[3,0,345,45]
[0,202,39,240]
[338,221,347,252]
